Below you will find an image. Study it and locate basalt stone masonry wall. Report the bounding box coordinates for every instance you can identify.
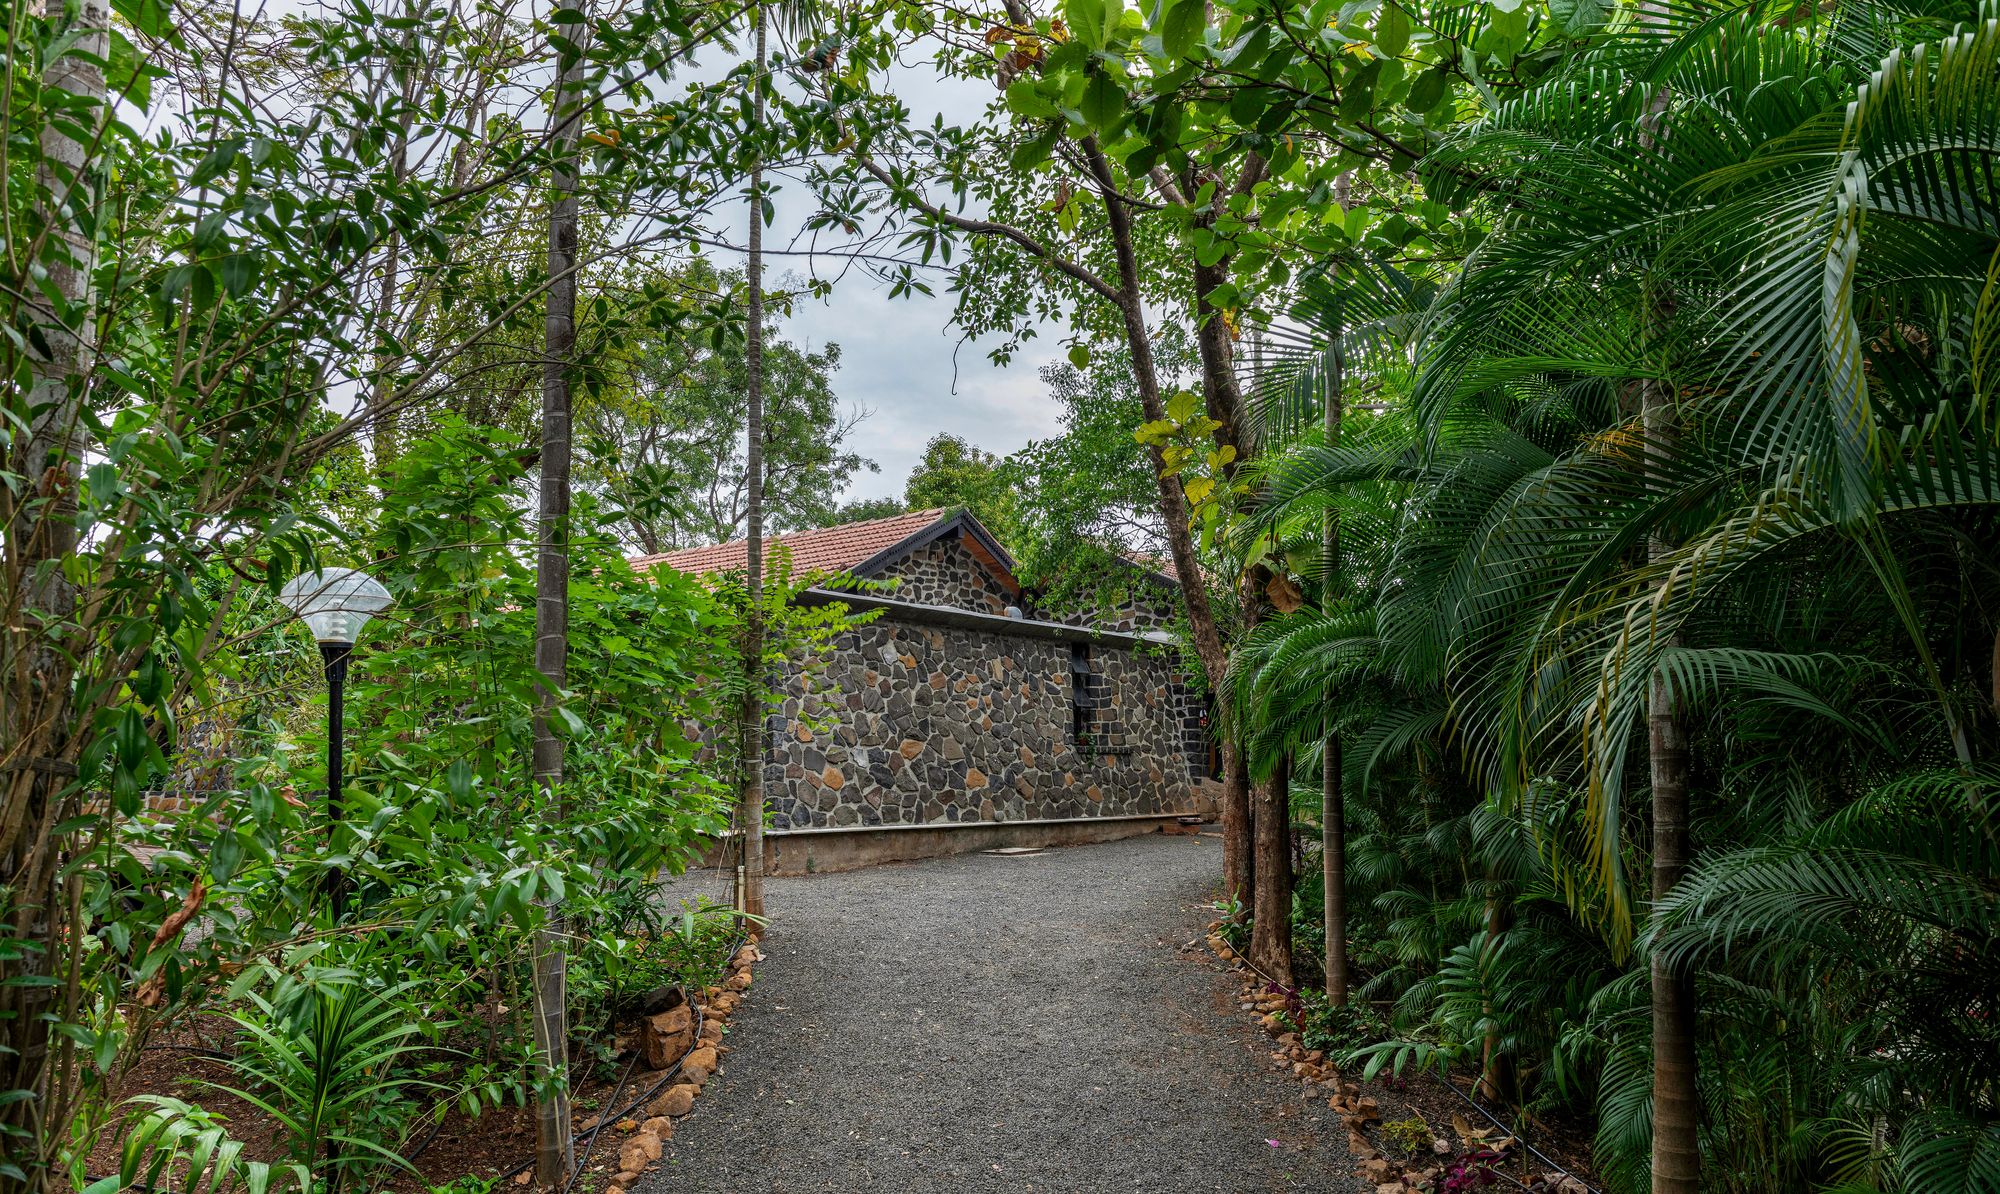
[763,616,1196,830]
[877,536,1017,614]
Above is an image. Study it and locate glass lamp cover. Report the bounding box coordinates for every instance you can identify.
[277,567,394,643]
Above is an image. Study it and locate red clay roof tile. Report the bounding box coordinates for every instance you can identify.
[631,508,948,579]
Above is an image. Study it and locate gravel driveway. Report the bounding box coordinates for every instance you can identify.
[639,832,1365,1193]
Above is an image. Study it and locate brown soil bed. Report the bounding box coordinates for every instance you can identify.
[84,1020,683,1192]
[1206,935,1602,1193]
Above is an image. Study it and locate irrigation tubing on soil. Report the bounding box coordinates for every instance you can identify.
[1213,941,1596,1194]
[493,924,749,1191]
[1444,1078,1600,1194]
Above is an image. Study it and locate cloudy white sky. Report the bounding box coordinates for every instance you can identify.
[690,50,1069,504]
[257,0,1060,505]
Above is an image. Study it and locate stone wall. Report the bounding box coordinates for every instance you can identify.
[1041,580,1180,635]
[763,616,1196,830]
[875,531,1179,635]
[876,536,1017,614]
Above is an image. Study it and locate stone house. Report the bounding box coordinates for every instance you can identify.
[634,508,1211,867]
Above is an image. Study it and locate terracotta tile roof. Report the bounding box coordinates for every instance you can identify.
[1123,551,1179,584]
[631,508,948,579]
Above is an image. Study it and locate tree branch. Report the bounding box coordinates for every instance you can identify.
[853,154,1122,305]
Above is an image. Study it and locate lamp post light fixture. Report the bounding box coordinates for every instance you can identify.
[277,567,392,916]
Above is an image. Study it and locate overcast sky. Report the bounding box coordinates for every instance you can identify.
[694,50,1068,505]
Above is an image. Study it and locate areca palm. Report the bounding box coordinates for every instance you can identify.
[1233,2,2000,1188]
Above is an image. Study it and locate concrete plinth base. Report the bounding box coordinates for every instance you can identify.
[703,813,1200,877]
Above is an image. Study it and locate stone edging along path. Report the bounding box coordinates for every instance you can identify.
[557,936,765,1193]
[1200,929,1596,1194]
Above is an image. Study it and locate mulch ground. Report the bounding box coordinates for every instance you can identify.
[86,1020,658,1191]
[1200,936,1602,1193]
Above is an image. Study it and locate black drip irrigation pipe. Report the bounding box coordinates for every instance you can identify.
[494,926,750,1190]
[1207,939,1595,1194]
[1442,1077,1600,1194]
[557,1000,707,1194]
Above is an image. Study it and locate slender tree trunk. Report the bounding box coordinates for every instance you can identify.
[1178,158,1265,922]
[367,22,415,477]
[1321,253,1349,1004]
[1078,147,1229,693]
[1644,300,1699,1194]
[734,2,770,919]
[1322,734,1346,1001]
[1629,45,1700,1183]
[0,7,106,1188]
[1245,578,1294,988]
[1077,161,1251,935]
[531,6,585,1182]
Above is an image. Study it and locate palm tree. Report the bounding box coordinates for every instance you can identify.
[1237,4,2000,1186]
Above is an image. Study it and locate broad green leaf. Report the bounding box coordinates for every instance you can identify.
[1065,0,1107,48]
[1375,3,1411,58]
[1006,78,1058,119]
[1406,64,1448,114]
[1081,72,1125,129]
[1161,0,1205,58]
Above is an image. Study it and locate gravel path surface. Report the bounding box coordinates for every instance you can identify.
[639,833,1365,1193]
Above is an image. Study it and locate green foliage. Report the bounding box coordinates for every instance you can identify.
[902,434,1026,551]
[571,898,758,1040]
[1381,1116,1435,1159]
[87,1098,310,1194]
[1295,989,1391,1059]
[1235,5,2000,1190]
[207,981,434,1192]
[576,262,877,552]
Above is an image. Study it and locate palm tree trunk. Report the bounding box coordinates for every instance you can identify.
[735,1,769,919]
[531,3,585,1181]
[1644,301,1699,1194]
[1648,665,1698,1192]
[1321,250,1348,1004]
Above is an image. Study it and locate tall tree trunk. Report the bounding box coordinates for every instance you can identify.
[1245,578,1294,988]
[1077,146,1229,699]
[1635,40,1698,1179]
[0,6,106,1188]
[531,5,585,1182]
[1220,742,1254,912]
[735,2,769,919]
[1179,158,1263,919]
[1186,176,1286,977]
[1644,292,1699,1194]
[1248,772,1295,986]
[1320,229,1349,1002]
[367,18,416,478]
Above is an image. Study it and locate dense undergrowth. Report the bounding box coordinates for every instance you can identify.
[1212,8,2000,1190]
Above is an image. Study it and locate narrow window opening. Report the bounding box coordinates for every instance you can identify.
[1069,642,1095,745]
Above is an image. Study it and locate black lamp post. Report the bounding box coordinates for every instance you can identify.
[278,567,392,916]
